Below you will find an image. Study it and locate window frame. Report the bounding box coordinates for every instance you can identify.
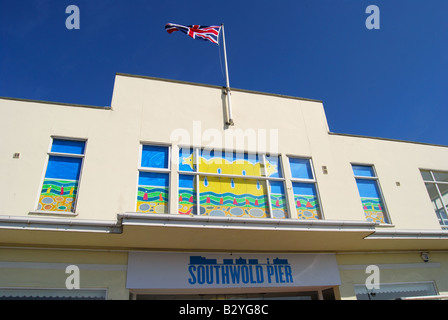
[420,169,448,228]
[352,163,390,224]
[36,136,87,215]
[136,143,172,214]
[138,143,171,173]
[177,146,287,219]
[287,155,323,220]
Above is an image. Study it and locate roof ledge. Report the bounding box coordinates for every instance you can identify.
[0,215,121,233]
[118,213,377,232]
[366,229,448,240]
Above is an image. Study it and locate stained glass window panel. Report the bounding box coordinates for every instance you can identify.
[178,147,195,172]
[137,172,169,213]
[38,140,85,213]
[270,181,288,218]
[179,174,196,215]
[355,179,388,223]
[292,182,321,220]
[198,176,269,218]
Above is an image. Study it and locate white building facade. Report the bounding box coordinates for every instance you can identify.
[1,73,448,300]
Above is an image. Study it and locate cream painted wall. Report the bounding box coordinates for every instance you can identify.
[1,73,447,231]
[329,134,448,229]
[0,248,129,300]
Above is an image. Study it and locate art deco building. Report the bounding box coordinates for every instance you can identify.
[1,73,448,300]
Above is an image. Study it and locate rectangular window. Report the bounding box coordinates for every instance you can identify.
[136,144,170,214]
[178,148,287,219]
[352,164,389,224]
[38,138,86,213]
[288,157,321,220]
[421,169,448,228]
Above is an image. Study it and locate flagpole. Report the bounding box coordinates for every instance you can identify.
[221,23,234,126]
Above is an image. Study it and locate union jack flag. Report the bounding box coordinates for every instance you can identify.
[165,23,221,45]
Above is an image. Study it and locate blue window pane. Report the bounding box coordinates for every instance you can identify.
[355,179,381,198]
[51,139,85,155]
[352,165,375,177]
[292,182,321,220]
[137,172,169,213]
[179,174,195,189]
[292,182,318,196]
[179,147,195,172]
[141,145,169,169]
[265,155,282,178]
[138,172,169,187]
[270,181,288,218]
[199,150,269,177]
[179,174,196,215]
[200,150,252,163]
[45,156,82,180]
[270,181,285,195]
[289,158,313,179]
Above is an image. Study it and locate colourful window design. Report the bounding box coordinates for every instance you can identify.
[292,183,321,220]
[199,176,269,218]
[352,164,389,224]
[178,148,287,219]
[288,157,321,220]
[179,174,196,215]
[38,139,86,213]
[270,181,288,218]
[136,145,170,213]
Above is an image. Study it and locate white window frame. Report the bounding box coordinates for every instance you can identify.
[352,163,390,224]
[136,143,172,214]
[287,156,323,220]
[35,136,87,215]
[420,169,448,228]
[177,147,287,218]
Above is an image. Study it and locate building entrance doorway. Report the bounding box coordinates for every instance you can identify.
[134,288,336,300]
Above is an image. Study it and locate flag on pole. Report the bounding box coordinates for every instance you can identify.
[165,23,221,45]
[164,22,235,125]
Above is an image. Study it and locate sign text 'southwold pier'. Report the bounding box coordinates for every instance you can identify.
[187,256,293,286]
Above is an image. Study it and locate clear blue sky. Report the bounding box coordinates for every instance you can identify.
[1,0,447,145]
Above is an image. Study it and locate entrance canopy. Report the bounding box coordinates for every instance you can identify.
[126,252,341,292]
